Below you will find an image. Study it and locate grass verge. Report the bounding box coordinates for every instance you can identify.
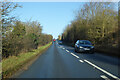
[2,42,52,78]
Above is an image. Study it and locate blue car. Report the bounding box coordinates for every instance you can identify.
[75,40,94,53]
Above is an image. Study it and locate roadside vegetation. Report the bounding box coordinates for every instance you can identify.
[2,20,53,58]
[2,42,52,78]
[61,2,119,56]
[1,1,53,78]
[1,2,53,58]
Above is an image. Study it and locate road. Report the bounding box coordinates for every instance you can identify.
[14,40,120,79]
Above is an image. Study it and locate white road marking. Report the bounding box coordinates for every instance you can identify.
[70,52,73,54]
[100,75,110,80]
[74,55,79,59]
[84,59,120,80]
[79,60,84,63]
[71,53,79,58]
[66,50,69,52]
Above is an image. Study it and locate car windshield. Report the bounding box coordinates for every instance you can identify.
[79,41,92,45]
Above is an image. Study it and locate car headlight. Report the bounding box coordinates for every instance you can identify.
[79,46,83,48]
[91,46,94,48]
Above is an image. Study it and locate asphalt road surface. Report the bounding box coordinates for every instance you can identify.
[14,41,120,79]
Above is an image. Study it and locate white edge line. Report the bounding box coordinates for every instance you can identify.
[84,59,120,80]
